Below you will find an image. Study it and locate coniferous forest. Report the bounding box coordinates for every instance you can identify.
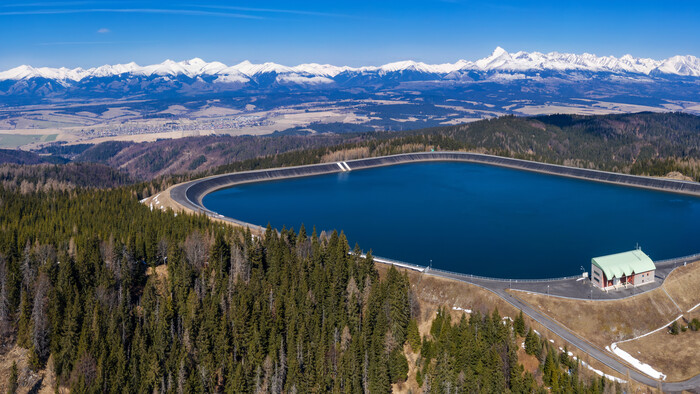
[0,182,624,393]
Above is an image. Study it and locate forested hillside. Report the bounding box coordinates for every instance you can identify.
[5,112,698,183]
[0,111,691,392]
[0,185,618,392]
[0,162,132,192]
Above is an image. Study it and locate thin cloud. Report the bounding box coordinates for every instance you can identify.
[37,40,155,46]
[193,4,350,18]
[1,1,96,7]
[0,8,264,19]
[97,27,110,34]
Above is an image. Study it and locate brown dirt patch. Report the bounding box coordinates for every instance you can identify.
[0,346,56,393]
[516,339,540,375]
[146,264,169,279]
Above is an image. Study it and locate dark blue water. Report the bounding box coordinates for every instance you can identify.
[203,162,700,278]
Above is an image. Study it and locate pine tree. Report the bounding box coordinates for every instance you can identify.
[16,290,31,348]
[513,310,526,337]
[406,319,421,352]
[388,348,408,383]
[524,328,541,357]
[7,361,18,394]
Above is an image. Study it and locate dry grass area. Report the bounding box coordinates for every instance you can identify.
[141,187,182,213]
[517,344,540,376]
[661,262,700,312]
[512,288,680,347]
[392,344,420,394]
[0,346,57,393]
[383,267,521,325]
[511,260,700,384]
[617,312,700,382]
[511,260,700,348]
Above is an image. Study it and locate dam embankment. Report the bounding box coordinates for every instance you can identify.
[171,151,700,217]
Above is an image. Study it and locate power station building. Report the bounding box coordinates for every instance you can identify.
[590,249,656,290]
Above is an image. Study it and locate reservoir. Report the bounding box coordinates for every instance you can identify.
[202,162,700,278]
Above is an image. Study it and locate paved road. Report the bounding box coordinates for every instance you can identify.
[496,258,691,301]
[424,268,700,392]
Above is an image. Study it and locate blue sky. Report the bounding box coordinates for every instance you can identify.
[1,0,698,69]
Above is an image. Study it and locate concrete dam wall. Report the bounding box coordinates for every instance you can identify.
[170,151,700,218]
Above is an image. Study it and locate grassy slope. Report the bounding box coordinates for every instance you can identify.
[512,259,700,382]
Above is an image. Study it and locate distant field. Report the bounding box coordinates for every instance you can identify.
[0,133,57,148]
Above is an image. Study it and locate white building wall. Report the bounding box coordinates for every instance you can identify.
[634,270,655,285]
[591,264,605,288]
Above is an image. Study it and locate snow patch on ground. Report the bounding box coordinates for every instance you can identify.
[452,306,472,313]
[558,347,574,357]
[687,301,700,313]
[609,343,666,380]
[580,359,627,384]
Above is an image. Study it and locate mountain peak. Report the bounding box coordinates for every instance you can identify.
[492,46,509,57]
[475,46,513,69]
[182,58,206,66]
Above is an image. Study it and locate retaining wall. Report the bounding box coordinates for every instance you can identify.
[171,151,700,216]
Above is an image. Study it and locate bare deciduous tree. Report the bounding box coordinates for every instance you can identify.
[157,238,169,265]
[34,244,56,268]
[0,255,11,339]
[101,238,120,280]
[184,231,209,270]
[231,246,250,284]
[32,272,51,362]
[21,241,35,292]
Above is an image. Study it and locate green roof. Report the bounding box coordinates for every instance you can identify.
[591,250,655,279]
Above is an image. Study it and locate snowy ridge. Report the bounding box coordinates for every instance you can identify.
[2,47,699,82]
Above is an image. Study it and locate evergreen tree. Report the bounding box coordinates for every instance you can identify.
[513,310,526,337]
[406,319,421,352]
[7,361,18,394]
[525,328,541,357]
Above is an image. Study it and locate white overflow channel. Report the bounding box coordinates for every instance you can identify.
[336,161,351,171]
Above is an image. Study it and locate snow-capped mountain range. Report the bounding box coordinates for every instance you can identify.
[2,47,699,83]
[2,47,699,107]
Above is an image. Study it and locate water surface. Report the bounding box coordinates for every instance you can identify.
[203,162,700,278]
